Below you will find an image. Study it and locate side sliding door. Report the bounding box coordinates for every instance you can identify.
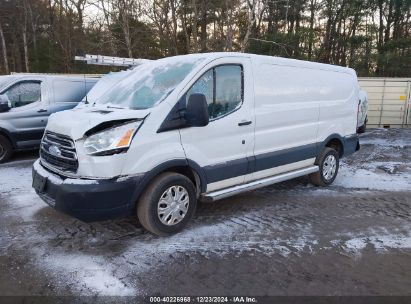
[248,60,320,182]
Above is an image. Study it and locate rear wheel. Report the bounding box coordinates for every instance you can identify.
[0,135,13,163]
[137,172,197,236]
[309,147,339,187]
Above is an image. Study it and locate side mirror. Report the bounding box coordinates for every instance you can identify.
[185,93,209,127]
[0,95,10,113]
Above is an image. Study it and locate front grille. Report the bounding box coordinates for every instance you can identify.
[40,131,78,173]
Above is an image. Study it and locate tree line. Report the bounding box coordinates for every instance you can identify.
[0,0,410,76]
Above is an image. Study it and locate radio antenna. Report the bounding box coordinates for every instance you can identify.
[83,74,89,104]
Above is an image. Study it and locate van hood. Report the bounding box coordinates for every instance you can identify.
[47,106,150,140]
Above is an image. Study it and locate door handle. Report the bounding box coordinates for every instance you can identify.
[37,109,47,113]
[238,120,252,126]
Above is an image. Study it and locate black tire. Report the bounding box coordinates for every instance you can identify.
[137,172,197,236]
[309,147,339,187]
[0,134,13,163]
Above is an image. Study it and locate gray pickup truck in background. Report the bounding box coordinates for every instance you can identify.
[0,74,98,162]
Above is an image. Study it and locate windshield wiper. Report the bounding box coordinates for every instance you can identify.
[131,107,148,110]
[107,105,125,109]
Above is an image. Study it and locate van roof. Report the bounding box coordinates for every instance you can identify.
[161,52,356,76]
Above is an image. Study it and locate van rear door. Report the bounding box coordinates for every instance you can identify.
[179,57,255,192]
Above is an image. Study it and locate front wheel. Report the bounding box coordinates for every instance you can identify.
[309,147,339,187]
[137,172,197,236]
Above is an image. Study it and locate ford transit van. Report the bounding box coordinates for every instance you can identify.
[0,74,98,162]
[32,53,360,236]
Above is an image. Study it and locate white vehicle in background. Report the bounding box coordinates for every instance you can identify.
[32,53,360,236]
[77,70,133,107]
[357,89,368,133]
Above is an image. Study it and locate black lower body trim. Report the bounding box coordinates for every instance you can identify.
[10,128,44,143]
[32,160,142,221]
[204,143,317,184]
[253,143,317,172]
[203,137,358,185]
[204,157,249,184]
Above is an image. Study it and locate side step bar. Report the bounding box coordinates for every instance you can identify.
[201,166,319,202]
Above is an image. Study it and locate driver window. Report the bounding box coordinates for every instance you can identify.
[186,65,243,120]
[3,81,41,108]
[214,65,242,118]
[186,69,214,113]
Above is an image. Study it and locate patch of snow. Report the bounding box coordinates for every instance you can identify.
[334,232,411,255]
[343,238,368,253]
[27,213,318,296]
[371,234,411,250]
[4,192,43,221]
[303,188,340,196]
[360,137,411,148]
[334,165,411,191]
[123,219,318,259]
[0,163,34,193]
[32,248,136,296]
[370,161,402,174]
[64,178,99,185]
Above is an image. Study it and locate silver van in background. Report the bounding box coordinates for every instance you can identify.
[0,74,98,162]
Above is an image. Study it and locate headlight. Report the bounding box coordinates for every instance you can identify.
[84,121,142,155]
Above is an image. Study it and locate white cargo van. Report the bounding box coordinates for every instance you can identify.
[32,53,359,236]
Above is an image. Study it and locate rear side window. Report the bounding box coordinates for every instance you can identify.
[53,80,88,103]
[2,81,41,108]
[186,64,243,119]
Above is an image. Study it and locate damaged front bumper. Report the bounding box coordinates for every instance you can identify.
[32,159,142,221]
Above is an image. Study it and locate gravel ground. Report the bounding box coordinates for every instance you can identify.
[0,128,410,297]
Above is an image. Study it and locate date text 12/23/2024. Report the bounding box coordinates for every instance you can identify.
[149,296,258,303]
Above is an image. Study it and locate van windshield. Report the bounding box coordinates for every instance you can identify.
[95,57,205,109]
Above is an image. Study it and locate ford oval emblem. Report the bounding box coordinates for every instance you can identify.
[49,145,62,156]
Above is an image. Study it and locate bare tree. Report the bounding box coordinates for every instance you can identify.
[113,0,139,58]
[241,0,256,52]
[0,21,9,74]
[170,0,179,54]
[191,0,199,52]
[21,0,30,72]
